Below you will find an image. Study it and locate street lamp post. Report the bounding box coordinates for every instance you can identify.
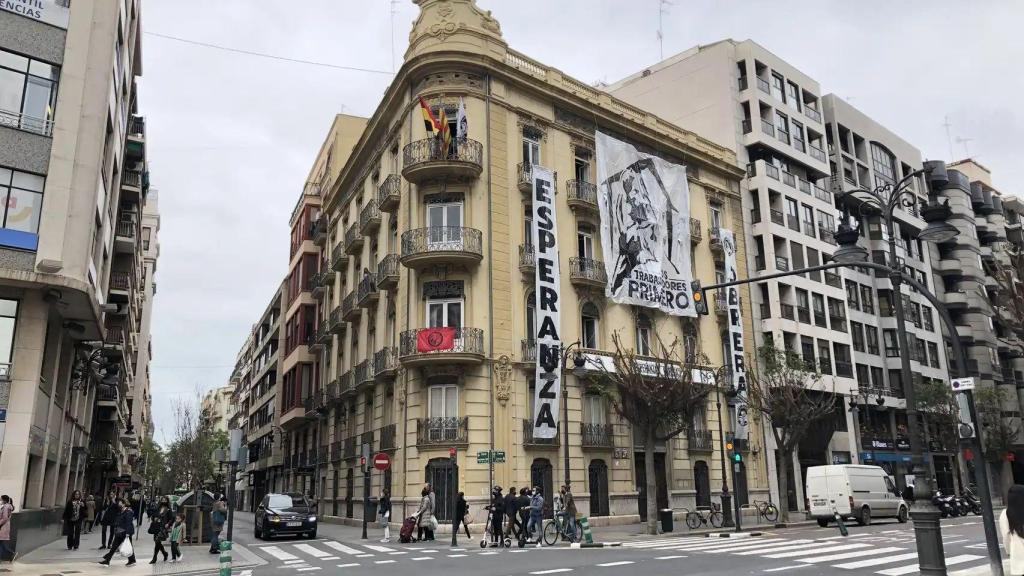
[715,385,734,528]
[556,342,586,490]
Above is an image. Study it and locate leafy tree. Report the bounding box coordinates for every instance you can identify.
[914,379,960,452]
[744,345,837,522]
[590,330,715,534]
[975,387,1020,464]
[165,395,224,493]
[139,438,172,496]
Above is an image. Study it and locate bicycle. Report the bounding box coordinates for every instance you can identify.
[541,513,578,546]
[685,504,724,530]
[753,499,779,523]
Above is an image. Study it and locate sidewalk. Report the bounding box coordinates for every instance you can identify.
[9,525,265,576]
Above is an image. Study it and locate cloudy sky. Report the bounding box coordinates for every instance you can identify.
[142,0,1024,442]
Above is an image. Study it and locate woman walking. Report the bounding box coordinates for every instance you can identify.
[147,497,174,564]
[451,491,469,546]
[99,499,136,566]
[100,491,119,549]
[1000,484,1024,575]
[0,495,14,562]
[378,489,391,543]
[414,486,434,541]
[63,490,85,550]
[85,495,96,534]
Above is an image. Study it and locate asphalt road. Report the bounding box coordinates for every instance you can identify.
[225,513,1000,576]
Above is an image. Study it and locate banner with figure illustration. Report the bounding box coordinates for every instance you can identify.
[596,132,695,317]
[721,228,749,440]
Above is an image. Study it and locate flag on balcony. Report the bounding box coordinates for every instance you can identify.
[416,327,455,353]
[456,97,467,141]
[418,96,441,136]
[437,104,451,153]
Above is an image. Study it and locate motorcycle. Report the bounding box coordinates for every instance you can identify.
[963,487,983,516]
[932,490,958,518]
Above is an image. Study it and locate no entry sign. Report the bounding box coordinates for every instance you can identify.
[373,452,391,471]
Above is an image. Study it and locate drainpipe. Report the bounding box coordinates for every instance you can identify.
[401,81,413,520]
[486,73,495,494]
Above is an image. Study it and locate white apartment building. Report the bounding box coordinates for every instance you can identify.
[607,40,855,511]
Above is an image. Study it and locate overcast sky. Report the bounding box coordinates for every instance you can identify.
[142,0,1024,443]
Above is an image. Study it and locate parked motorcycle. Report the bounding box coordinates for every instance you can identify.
[963,487,983,516]
[932,490,958,518]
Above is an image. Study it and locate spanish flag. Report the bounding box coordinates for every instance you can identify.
[436,105,451,152]
[418,96,442,136]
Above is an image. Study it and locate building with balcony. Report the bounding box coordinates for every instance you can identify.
[201,384,235,434]
[932,159,1024,495]
[606,39,852,512]
[287,0,765,526]
[0,0,155,550]
[821,95,954,491]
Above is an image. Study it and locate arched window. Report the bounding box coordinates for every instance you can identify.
[636,313,653,356]
[870,142,896,186]
[581,302,600,349]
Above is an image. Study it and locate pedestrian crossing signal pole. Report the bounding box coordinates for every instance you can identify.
[729,445,742,533]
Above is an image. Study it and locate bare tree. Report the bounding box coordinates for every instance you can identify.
[590,331,715,534]
[744,345,837,522]
[166,395,225,493]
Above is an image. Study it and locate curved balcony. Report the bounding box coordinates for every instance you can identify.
[402,138,482,184]
[400,227,483,268]
[399,327,485,367]
[342,290,360,322]
[376,254,400,291]
[328,307,345,335]
[566,180,598,213]
[690,218,702,245]
[359,201,381,235]
[377,174,401,212]
[374,346,398,380]
[357,272,378,308]
[517,163,534,193]
[519,244,535,274]
[354,360,373,389]
[331,246,347,272]
[569,257,607,289]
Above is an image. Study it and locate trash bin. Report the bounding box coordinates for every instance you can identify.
[366,496,379,520]
[659,508,674,532]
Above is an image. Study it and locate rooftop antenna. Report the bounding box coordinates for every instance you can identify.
[956,136,974,158]
[658,0,672,61]
[942,115,955,159]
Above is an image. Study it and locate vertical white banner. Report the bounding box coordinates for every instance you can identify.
[721,229,749,439]
[596,132,695,316]
[532,167,561,440]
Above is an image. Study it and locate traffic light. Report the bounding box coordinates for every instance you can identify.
[726,441,742,464]
[692,281,708,316]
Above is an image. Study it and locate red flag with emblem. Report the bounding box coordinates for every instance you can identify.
[417,327,455,353]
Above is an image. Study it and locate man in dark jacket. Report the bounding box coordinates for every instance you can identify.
[486,486,504,547]
[504,486,519,539]
[99,491,120,550]
[100,499,136,566]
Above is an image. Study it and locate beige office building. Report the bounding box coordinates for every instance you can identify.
[256,0,769,526]
[0,0,155,550]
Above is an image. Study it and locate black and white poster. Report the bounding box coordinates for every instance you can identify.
[531,166,562,440]
[721,229,749,440]
[596,132,695,316]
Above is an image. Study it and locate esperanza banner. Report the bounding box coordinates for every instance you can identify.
[531,166,562,440]
[720,228,749,440]
[596,132,695,316]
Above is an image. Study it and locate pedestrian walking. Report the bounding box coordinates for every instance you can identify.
[209,496,227,554]
[451,491,470,546]
[99,499,137,566]
[563,486,578,540]
[378,489,391,543]
[100,491,119,549]
[169,512,186,562]
[517,488,530,540]
[63,490,85,550]
[527,487,544,547]
[85,494,96,534]
[147,497,174,564]
[414,486,434,541]
[1000,484,1024,575]
[503,486,517,536]
[0,495,14,563]
[485,486,505,547]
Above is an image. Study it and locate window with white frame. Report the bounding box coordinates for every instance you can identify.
[581,302,600,349]
[584,394,606,425]
[636,313,653,356]
[577,224,594,260]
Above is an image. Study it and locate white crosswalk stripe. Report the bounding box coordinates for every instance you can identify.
[364,544,396,552]
[293,544,331,558]
[833,552,919,569]
[795,546,906,563]
[763,543,872,559]
[323,541,368,556]
[875,554,984,576]
[263,546,299,560]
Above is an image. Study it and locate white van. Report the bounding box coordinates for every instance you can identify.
[805,464,908,527]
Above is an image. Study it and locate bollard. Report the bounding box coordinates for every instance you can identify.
[219,540,232,576]
[578,516,594,544]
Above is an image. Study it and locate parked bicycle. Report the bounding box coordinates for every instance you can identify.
[684,503,724,530]
[753,499,779,523]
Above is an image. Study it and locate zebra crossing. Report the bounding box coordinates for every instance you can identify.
[252,538,542,570]
[621,533,988,574]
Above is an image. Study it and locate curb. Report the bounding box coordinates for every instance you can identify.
[569,542,622,548]
[706,531,762,538]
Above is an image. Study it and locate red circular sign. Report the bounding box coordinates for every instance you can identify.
[373,452,391,471]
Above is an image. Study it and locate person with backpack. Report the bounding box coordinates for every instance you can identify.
[209,497,227,554]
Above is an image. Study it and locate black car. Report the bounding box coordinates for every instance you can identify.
[255,493,317,540]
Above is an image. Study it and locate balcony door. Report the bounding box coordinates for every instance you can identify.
[427,202,463,247]
[428,383,459,443]
[427,298,462,330]
[577,225,594,260]
[523,132,541,166]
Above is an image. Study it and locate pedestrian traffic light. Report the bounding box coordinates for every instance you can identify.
[726,441,742,464]
[692,281,708,316]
